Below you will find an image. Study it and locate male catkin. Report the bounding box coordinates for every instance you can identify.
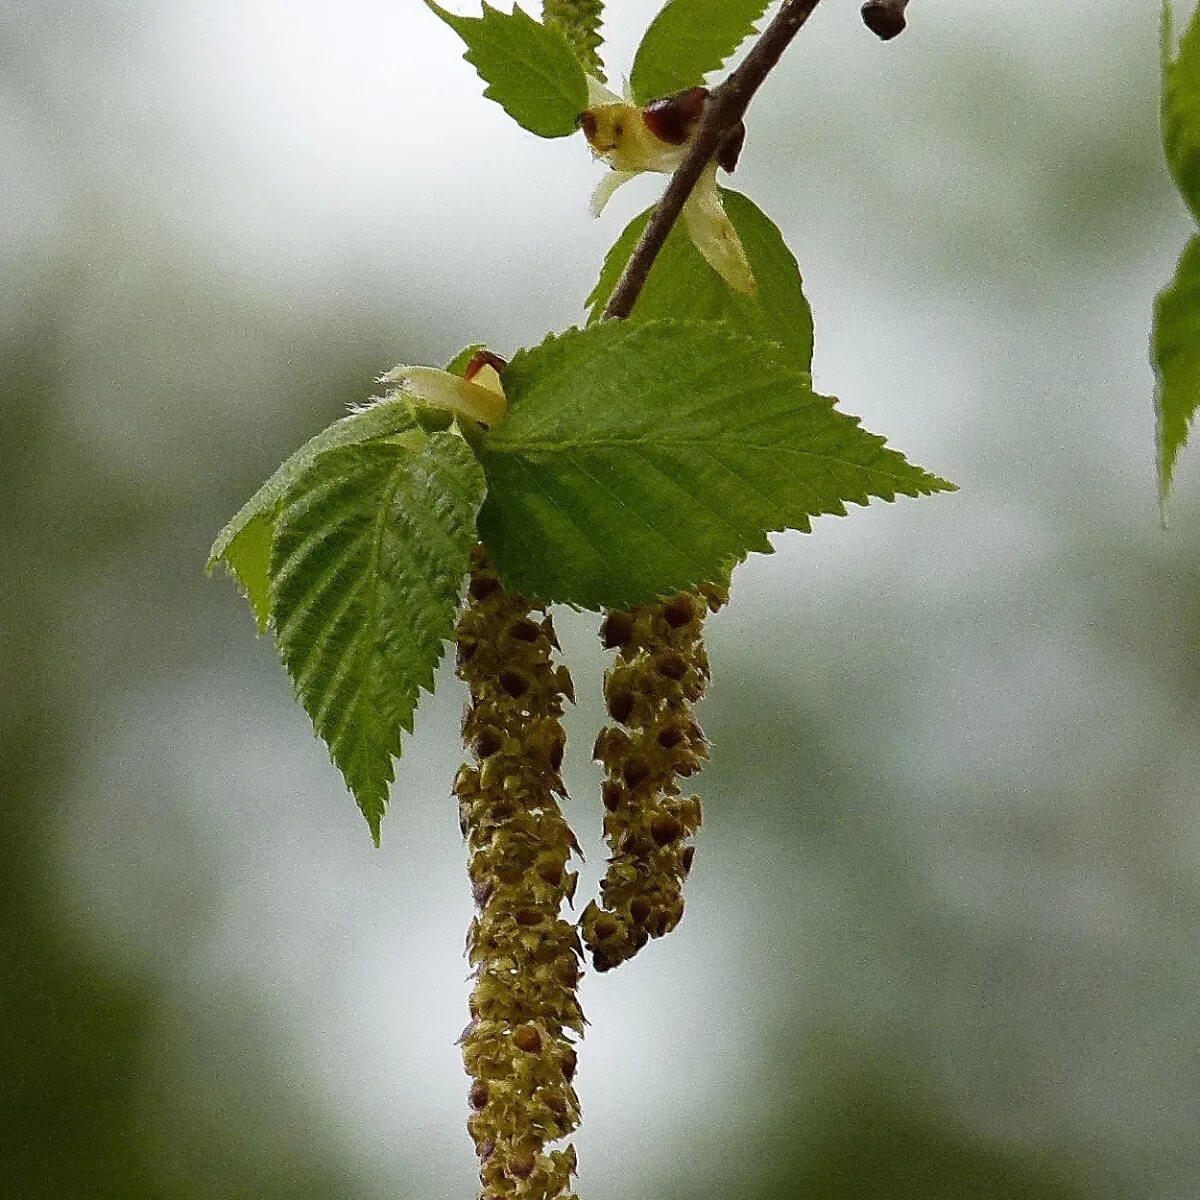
[456,547,584,1200]
[581,584,727,972]
[542,0,606,79]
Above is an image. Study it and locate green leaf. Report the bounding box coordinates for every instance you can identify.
[425,1,589,138]
[220,511,275,629]
[270,434,485,843]
[1163,0,1200,222]
[629,0,770,104]
[586,187,814,372]
[207,399,420,631]
[476,321,953,608]
[1154,233,1200,506]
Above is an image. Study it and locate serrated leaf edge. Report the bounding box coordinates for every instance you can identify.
[424,0,588,137]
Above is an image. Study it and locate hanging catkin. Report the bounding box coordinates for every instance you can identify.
[455,546,584,1200]
[542,0,606,79]
[581,584,727,972]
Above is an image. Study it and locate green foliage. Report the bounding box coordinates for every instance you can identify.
[1163,0,1200,222]
[207,399,419,631]
[425,1,588,138]
[212,3,960,834]
[476,320,953,608]
[629,0,770,103]
[1155,1,1200,504]
[1154,234,1200,504]
[586,188,815,372]
[269,434,485,842]
[212,317,951,823]
[543,0,606,80]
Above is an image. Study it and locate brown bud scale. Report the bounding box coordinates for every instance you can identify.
[861,0,908,40]
[641,86,709,146]
[465,348,510,382]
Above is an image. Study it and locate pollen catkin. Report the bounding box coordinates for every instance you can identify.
[542,0,605,80]
[455,546,584,1200]
[581,584,727,972]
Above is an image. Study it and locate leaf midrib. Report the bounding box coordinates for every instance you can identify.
[487,433,931,480]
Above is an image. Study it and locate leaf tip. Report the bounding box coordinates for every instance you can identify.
[1156,375,1175,527]
[356,789,387,847]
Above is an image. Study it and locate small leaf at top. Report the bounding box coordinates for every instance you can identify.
[586,187,814,372]
[629,0,770,104]
[207,399,420,631]
[270,434,485,843]
[1153,232,1200,508]
[425,1,589,138]
[1163,0,1200,223]
[476,320,954,609]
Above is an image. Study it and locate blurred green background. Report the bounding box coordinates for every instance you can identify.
[3,1,1198,1197]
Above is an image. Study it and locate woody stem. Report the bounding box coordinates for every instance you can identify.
[601,0,825,321]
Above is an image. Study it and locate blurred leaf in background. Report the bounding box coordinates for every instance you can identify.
[0,321,379,1199]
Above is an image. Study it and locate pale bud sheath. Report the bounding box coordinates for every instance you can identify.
[379,363,507,429]
[580,80,756,296]
[681,162,756,296]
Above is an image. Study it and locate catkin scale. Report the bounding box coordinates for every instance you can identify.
[582,583,727,971]
[456,547,583,1200]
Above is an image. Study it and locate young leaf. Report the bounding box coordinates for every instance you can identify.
[586,187,814,371]
[1163,0,1200,223]
[270,434,485,843]
[629,0,771,104]
[207,399,420,631]
[476,321,953,608]
[425,1,589,138]
[1153,233,1200,507]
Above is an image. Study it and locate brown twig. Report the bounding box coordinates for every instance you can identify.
[601,0,825,321]
[861,0,909,40]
